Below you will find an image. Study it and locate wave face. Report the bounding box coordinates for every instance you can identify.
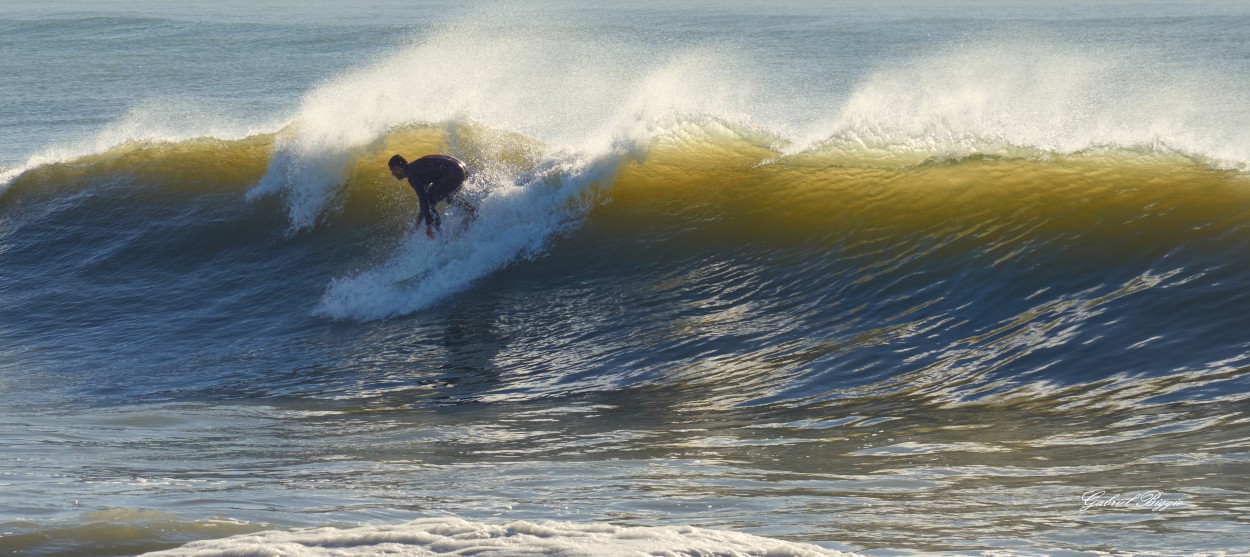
[3,3,1250,557]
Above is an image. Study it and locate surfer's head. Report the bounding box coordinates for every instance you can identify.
[388,155,408,180]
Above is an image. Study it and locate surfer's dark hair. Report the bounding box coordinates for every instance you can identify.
[388,154,407,168]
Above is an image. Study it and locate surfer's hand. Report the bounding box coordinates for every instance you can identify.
[426,223,436,240]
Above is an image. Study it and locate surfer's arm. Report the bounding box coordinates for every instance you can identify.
[411,182,439,238]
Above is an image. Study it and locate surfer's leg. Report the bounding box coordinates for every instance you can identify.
[427,172,463,201]
[429,168,474,219]
[449,195,477,219]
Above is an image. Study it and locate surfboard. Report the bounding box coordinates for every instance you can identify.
[388,217,475,284]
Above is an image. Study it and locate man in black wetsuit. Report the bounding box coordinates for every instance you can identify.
[388,154,476,239]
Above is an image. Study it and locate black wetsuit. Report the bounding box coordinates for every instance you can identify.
[404,155,468,229]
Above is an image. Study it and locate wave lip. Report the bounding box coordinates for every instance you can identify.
[139,517,857,557]
[793,37,1250,172]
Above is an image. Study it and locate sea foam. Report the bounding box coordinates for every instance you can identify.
[140,517,855,557]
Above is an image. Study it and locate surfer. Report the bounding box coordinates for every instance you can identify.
[388,154,477,239]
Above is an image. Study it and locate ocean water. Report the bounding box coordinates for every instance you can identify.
[2,1,1250,555]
